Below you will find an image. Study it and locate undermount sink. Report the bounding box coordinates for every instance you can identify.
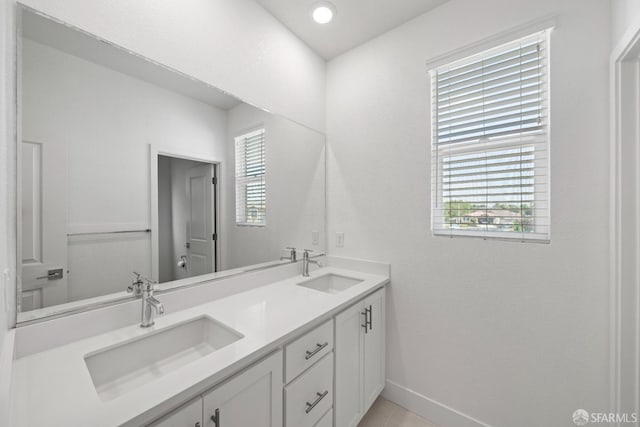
[84,316,243,401]
[297,273,363,294]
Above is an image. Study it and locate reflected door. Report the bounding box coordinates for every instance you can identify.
[186,164,216,276]
[21,140,68,310]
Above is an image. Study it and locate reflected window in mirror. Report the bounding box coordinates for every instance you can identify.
[235,128,266,226]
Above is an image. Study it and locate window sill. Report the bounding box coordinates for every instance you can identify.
[236,223,266,228]
[432,229,550,243]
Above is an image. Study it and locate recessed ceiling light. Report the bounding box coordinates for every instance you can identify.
[311,2,336,24]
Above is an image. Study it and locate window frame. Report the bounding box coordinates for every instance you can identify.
[234,126,267,227]
[430,30,552,243]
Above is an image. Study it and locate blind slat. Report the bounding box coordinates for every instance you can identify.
[436,93,545,122]
[438,41,541,81]
[437,79,543,109]
[438,53,544,92]
[438,114,544,138]
[436,87,545,120]
[438,68,543,101]
[438,107,543,133]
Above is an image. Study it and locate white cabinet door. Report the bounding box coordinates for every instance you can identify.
[335,301,365,427]
[148,398,203,427]
[335,287,387,427]
[314,409,333,427]
[363,288,386,410]
[203,351,283,427]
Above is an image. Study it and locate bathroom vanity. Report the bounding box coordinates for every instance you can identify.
[10,258,389,426]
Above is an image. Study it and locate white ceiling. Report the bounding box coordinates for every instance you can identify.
[254,0,450,59]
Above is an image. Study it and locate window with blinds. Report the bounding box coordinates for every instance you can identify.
[430,31,550,242]
[235,128,266,226]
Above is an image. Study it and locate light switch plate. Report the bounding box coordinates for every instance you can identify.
[312,230,320,245]
[336,232,345,247]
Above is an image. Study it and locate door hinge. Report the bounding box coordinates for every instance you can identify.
[212,233,217,241]
[212,177,217,185]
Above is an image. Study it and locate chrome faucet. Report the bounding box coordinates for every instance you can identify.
[280,246,297,262]
[127,272,165,328]
[302,249,322,277]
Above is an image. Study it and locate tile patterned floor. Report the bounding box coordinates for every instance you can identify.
[358,397,440,427]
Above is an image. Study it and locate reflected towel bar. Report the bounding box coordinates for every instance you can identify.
[67,229,151,236]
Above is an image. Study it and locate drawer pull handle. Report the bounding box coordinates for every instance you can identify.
[305,390,328,414]
[305,342,329,360]
[361,310,368,333]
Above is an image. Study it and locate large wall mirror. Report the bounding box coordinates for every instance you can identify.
[17,7,326,322]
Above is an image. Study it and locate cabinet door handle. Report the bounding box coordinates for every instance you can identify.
[361,310,368,334]
[210,408,220,426]
[305,342,329,360]
[195,423,201,427]
[366,305,373,331]
[305,390,328,414]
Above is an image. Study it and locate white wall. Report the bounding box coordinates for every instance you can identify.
[326,0,611,426]
[225,103,326,269]
[0,0,16,337]
[0,2,16,421]
[18,0,326,132]
[611,0,640,48]
[22,39,228,302]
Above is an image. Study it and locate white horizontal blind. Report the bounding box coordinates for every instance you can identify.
[235,128,266,226]
[431,31,550,241]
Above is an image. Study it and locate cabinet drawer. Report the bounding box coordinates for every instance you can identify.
[285,319,333,382]
[314,408,333,427]
[285,353,333,427]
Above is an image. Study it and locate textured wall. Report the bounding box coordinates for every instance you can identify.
[326,0,611,425]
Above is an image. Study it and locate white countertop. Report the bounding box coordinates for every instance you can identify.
[11,266,388,426]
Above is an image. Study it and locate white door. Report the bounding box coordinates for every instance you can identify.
[335,301,366,427]
[148,398,203,427]
[203,351,282,427]
[186,164,215,277]
[363,288,386,410]
[20,140,68,310]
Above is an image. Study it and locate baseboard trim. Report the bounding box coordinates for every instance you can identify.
[0,330,15,424]
[382,379,492,427]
